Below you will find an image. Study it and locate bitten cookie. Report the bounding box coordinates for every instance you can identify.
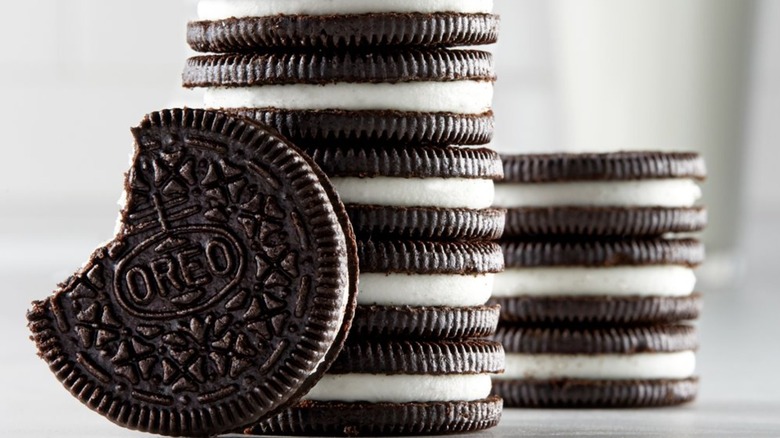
[495,152,707,237]
[26,109,359,436]
[492,325,699,408]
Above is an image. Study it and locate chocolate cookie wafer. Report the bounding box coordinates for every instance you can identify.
[228,108,494,148]
[495,152,707,237]
[491,325,699,407]
[26,109,359,436]
[307,145,505,241]
[246,339,504,436]
[492,239,703,324]
[352,305,500,340]
[353,240,503,338]
[184,50,495,146]
[189,0,498,51]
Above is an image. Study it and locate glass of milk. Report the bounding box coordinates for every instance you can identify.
[549,0,755,287]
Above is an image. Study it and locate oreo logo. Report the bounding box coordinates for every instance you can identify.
[115,226,245,318]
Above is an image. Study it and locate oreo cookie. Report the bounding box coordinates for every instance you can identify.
[326,339,505,374]
[496,152,707,237]
[503,206,708,238]
[359,240,504,275]
[501,238,704,268]
[26,109,359,436]
[351,304,500,340]
[183,51,495,87]
[346,205,505,241]
[491,325,698,407]
[356,240,502,338]
[188,14,499,53]
[493,239,703,323]
[493,378,697,408]
[224,108,494,147]
[500,151,707,183]
[184,50,496,146]
[188,1,497,51]
[248,398,503,437]
[245,339,504,436]
[494,325,698,354]
[491,293,702,325]
[306,145,505,240]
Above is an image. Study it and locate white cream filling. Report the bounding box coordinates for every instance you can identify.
[499,351,696,380]
[493,179,702,208]
[198,0,493,19]
[492,266,696,298]
[204,82,494,114]
[303,373,493,403]
[358,273,494,307]
[331,177,494,209]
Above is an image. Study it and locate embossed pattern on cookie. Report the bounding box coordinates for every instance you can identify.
[26,109,358,437]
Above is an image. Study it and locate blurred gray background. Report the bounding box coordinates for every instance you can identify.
[0,0,777,266]
[1,1,779,436]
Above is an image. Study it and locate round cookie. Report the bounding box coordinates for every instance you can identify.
[491,325,699,408]
[224,108,494,147]
[183,51,495,88]
[306,145,505,241]
[188,14,499,52]
[249,398,503,437]
[492,239,703,324]
[501,238,704,267]
[503,206,707,238]
[185,50,496,146]
[26,109,359,436]
[495,152,707,237]
[494,324,698,353]
[493,379,697,408]
[345,205,505,241]
[358,240,504,275]
[351,304,500,340]
[491,293,702,325]
[327,339,505,375]
[245,339,504,436]
[501,151,706,183]
[356,240,503,338]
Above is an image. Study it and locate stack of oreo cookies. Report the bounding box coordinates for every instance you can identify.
[184,1,505,435]
[491,152,707,407]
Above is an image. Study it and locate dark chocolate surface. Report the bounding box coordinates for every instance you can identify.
[27,109,358,436]
[494,378,698,408]
[502,238,705,268]
[187,13,499,52]
[491,293,702,325]
[351,304,500,339]
[184,49,495,87]
[493,324,698,354]
[501,151,706,183]
[328,339,504,375]
[502,206,707,238]
[359,240,504,274]
[246,397,503,436]
[224,108,495,146]
[347,205,505,241]
[306,145,502,179]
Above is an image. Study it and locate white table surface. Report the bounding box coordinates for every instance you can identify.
[1,202,779,437]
